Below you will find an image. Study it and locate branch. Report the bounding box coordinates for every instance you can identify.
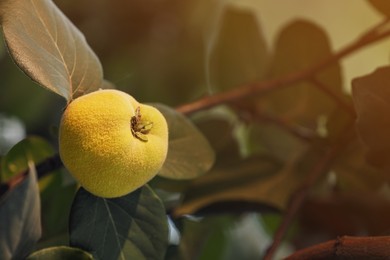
[176,19,390,115]
[285,236,390,259]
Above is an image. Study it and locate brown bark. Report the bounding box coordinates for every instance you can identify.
[286,236,390,260]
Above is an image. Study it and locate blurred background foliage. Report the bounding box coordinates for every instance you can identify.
[2,0,390,259]
[1,0,388,140]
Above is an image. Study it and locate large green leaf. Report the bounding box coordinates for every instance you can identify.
[173,156,297,216]
[210,5,269,92]
[69,185,168,260]
[173,139,328,216]
[352,66,390,171]
[27,246,93,260]
[261,19,342,129]
[0,164,41,259]
[1,0,103,100]
[154,104,215,180]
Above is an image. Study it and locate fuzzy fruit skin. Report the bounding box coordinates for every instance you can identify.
[59,89,168,198]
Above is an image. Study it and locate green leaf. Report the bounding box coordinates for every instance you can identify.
[40,182,77,242]
[69,185,168,260]
[0,164,41,259]
[1,0,103,100]
[262,19,342,128]
[352,66,390,171]
[173,156,297,216]
[367,0,390,16]
[333,139,386,192]
[171,215,237,260]
[153,104,215,180]
[210,6,269,91]
[27,246,93,260]
[173,139,328,217]
[192,108,242,167]
[247,122,308,162]
[1,136,54,182]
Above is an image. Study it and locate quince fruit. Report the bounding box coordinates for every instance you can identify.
[59,89,168,198]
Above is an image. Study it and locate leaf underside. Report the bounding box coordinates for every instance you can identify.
[1,0,103,100]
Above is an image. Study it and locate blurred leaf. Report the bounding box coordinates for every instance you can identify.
[324,101,385,192]
[153,104,215,180]
[352,66,390,171]
[173,156,299,216]
[0,164,41,259]
[1,0,103,100]
[173,139,329,217]
[1,136,53,182]
[261,19,342,128]
[210,5,269,91]
[247,121,308,162]
[0,55,63,129]
[1,137,51,175]
[367,0,390,16]
[326,95,356,142]
[27,246,93,260]
[333,138,387,192]
[174,215,237,260]
[69,185,168,260]
[192,109,241,167]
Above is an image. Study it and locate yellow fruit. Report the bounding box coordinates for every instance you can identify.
[59,89,168,198]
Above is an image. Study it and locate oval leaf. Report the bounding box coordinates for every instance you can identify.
[69,185,168,260]
[210,6,269,91]
[1,136,54,182]
[153,104,215,180]
[352,66,390,170]
[1,0,103,100]
[263,19,342,128]
[27,246,93,260]
[0,164,41,259]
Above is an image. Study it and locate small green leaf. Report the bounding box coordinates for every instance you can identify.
[27,246,93,260]
[154,104,215,180]
[1,136,54,182]
[1,0,103,100]
[69,185,168,260]
[0,164,41,259]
